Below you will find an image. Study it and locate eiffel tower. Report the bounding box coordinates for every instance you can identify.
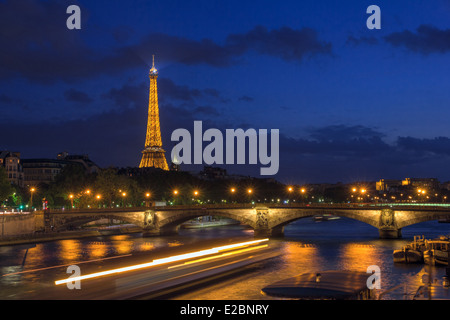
[139,56,169,170]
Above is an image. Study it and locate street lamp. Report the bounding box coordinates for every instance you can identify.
[96,194,101,208]
[30,187,36,209]
[121,192,126,207]
[69,194,74,209]
[145,192,151,207]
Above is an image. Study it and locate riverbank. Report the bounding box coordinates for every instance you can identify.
[0,225,142,246]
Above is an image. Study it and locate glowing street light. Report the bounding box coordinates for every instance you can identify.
[121,192,127,207]
[247,188,253,194]
[69,194,74,208]
[230,188,236,193]
[30,187,36,208]
[173,189,179,195]
[144,192,151,207]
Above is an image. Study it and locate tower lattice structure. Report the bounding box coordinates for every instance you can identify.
[139,56,169,170]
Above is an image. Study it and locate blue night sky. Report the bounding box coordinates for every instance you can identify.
[1,0,450,184]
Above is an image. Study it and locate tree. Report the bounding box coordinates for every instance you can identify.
[95,167,121,207]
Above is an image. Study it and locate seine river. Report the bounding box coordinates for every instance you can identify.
[1,217,449,300]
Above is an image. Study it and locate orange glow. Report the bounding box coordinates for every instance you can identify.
[300,188,306,193]
[69,194,74,199]
[247,188,253,194]
[173,190,178,195]
[146,193,151,198]
[54,238,269,285]
[288,186,293,192]
[230,188,236,193]
[193,190,199,196]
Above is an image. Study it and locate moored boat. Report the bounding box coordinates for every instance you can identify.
[393,235,426,264]
[423,236,450,266]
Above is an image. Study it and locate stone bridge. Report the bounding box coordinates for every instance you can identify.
[36,203,450,239]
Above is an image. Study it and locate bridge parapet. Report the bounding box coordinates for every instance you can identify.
[33,204,450,239]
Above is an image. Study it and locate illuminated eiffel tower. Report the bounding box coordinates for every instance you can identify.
[139,56,169,170]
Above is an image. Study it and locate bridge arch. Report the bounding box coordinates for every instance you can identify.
[266,208,381,236]
[51,213,146,232]
[154,209,256,235]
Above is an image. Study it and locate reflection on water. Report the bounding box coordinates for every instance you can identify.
[0,218,449,300]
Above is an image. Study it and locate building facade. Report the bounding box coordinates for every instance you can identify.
[0,151,23,186]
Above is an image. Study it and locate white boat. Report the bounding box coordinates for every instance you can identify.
[423,236,450,266]
[181,217,240,229]
[313,214,340,222]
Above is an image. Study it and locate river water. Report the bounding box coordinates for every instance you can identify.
[1,217,449,300]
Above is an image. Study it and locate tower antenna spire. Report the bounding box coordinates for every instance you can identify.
[150,54,158,75]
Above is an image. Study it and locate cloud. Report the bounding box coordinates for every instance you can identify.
[64,88,93,104]
[226,26,332,62]
[384,25,450,54]
[0,0,332,84]
[238,95,254,102]
[102,82,147,109]
[3,110,450,183]
[346,35,379,46]
[0,94,14,104]
[397,136,450,156]
[102,78,228,112]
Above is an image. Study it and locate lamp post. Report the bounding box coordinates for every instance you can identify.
[69,194,74,209]
[30,187,36,210]
[193,190,199,204]
[300,188,306,203]
[121,192,126,207]
[145,192,151,207]
[96,194,101,208]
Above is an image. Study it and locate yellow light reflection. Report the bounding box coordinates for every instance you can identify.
[55,238,269,285]
[59,240,82,262]
[88,241,107,259]
[339,243,378,270]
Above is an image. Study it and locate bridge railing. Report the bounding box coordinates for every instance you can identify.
[41,202,450,214]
